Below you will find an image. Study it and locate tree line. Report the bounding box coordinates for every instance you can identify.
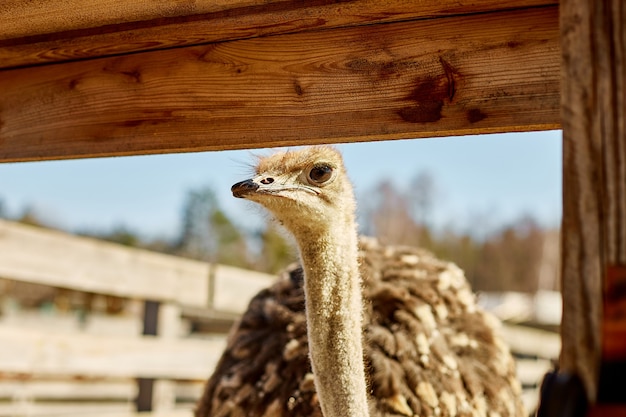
[359,174,559,293]
[0,173,560,293]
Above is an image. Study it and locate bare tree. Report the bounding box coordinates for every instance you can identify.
[361,180,421,246]
[408,170,436,228]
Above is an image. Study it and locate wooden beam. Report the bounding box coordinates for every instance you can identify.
[0,220,210,307]
[560,0,625,403]
[0,405,192,417]
[0,0,557,69]
[500,324,561,360]
[0,220,275,309]
[0,380,137,400]
[0,403,135,417]
[0,379,202,401]
[0,6,559,163]
[136,300,160,412]
[212,264,279,314]
[0,324,224,379]
[0,0,268,40]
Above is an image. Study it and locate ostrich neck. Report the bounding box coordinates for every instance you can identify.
[294,223,369,417]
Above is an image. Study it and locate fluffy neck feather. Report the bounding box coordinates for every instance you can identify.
[292,216,369,417]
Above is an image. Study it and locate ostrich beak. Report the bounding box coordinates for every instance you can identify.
[231,179,259,198]
[232,175,320,199]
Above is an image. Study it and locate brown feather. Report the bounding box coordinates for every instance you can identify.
[195,238,524,417]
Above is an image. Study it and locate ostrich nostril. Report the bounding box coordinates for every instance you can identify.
[260,177,274,185]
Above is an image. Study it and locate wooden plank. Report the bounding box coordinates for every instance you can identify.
[174,381,204,401]
[212,264,277,313]
[0,380,135,400]
[0,220,210,307]
[0,310,142,336]
[499,324,561,360]
[0,0,557,69]
[74,410,192,417]
[136,300,159,412]
[0,379,202,401]
[0,0,266,40]
[0,324,225,380]
[560,0,625,402]
[0,402,135,416]
[88,410,193,417]
[521,388,540,414]
[0,220,274,309]
[0,6,560,163]
[0,403,194,417]
[0,375,202,401]
[516,358,553,386]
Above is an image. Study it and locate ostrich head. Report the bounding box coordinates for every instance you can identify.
[231,146,356,237]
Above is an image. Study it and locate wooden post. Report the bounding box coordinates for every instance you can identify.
[153,303,183,413]
[136,300,160,412]
[560,0,625,406]
[136,302,184,412]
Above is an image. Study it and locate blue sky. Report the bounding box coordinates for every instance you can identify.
[0,130,562,239]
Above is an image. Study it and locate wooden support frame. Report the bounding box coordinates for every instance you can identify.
[0,0,557,70]
[1,0,625,412]
[0,324,224,380]
[136,300,159,412]
[0,220,275,312]
[0,3,559,162]
[560,0,625,408]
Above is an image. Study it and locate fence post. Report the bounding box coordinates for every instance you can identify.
[136,300,160,412]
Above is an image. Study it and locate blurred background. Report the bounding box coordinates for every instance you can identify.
[0,131,562,290]
[0,131,562,416]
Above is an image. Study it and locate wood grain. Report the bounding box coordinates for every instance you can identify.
[0,403,135,417]
[0,405,192,417]
[560,0,625,402]
[499,324,561,360]
[0,7,559,162]
[0,0,557,69]
[0,324,224,379]
[0,379,137,400]
[0,0,267,40]
[0,379,202,416]
[0,220,275,309]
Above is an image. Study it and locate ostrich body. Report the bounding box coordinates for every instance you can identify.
[196,146,524,417]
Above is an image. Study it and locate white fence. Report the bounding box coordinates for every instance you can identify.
[0,219,559,416]
[0,220,276,416]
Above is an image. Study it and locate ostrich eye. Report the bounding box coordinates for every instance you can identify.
[308,164,333,184]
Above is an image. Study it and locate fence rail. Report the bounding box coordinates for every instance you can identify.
[0,220,275,416]
[0,219,274,310]
[0,325,224,380]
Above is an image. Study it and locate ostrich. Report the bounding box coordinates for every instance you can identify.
[196,146,524,417]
